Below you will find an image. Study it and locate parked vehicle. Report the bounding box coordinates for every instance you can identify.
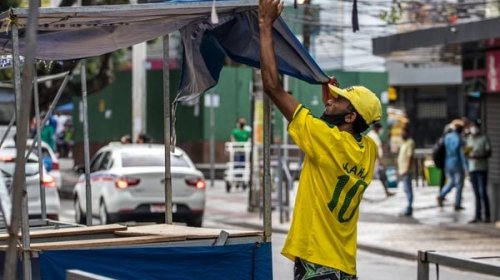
[73,144,206,227]
[0,149,60,221]
[1,139,62,190]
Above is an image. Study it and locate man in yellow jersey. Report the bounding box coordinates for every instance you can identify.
[259,1,382,279]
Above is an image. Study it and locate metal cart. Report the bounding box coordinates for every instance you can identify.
[224,141,251,192]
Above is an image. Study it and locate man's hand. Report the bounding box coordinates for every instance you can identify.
[259,0,284,27]
[322,76,340,103]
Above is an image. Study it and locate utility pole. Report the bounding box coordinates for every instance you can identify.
[302,0,312,52]
[131,0,147,142]
[249,69,263,212]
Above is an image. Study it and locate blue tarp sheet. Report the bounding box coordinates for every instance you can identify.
[39,242,272,280]
[177,9,328,102]
[54,102,73,113]
[0,1,328,102]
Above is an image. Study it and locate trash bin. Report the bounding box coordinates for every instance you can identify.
[426,165,442,186]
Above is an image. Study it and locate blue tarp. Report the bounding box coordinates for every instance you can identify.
[54,102,73,113]
[39,242,272,280]
[177,9,328,102]
[0,1,328,102]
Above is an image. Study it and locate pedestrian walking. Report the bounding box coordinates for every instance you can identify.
[229,117,251,166]
[432,124,452,192]
[136,133,151,144]
[120,135,132,144]
[367,122,395,198]
[41,115,56,151]
[465,120,492,223]
[259,1,382,278]
[397,126,415,216]
[437,119,467,210]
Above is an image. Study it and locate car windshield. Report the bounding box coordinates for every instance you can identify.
[121,152,189,168]
[0,162,39,177]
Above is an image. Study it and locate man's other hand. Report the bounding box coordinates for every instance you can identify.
[259,0,284,26]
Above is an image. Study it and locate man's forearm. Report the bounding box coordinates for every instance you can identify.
[259,26,281,94]
[259,17,298,121]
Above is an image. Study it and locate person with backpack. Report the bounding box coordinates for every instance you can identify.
[436,120,467,211]
[433,124,452,191]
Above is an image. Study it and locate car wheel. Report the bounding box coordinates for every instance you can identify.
[74,197,85,225]
[99,201,110,225]
[187,216,203,227]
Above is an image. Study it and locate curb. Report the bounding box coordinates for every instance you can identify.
[211,219,417,261]
[357,243,416,261]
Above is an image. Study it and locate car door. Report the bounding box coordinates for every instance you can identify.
[75,152,104,213]
[91,151,112,214]
[78,151,104,215]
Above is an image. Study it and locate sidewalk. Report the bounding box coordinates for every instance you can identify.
[203,178,500,265]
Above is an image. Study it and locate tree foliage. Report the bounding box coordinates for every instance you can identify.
[0,0,20,13]
[0,0,130,108]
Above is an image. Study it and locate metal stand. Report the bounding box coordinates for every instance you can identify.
[417,250,500,280]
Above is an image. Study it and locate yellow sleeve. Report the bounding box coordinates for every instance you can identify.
[288,105,342,160]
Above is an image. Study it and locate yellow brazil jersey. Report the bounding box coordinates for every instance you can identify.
[281,105,377,276]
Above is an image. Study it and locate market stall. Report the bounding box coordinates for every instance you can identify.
[0,1,328,278]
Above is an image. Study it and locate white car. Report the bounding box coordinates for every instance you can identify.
[1,139,62,190]
[0,149,60,222]
[73,144,206,227]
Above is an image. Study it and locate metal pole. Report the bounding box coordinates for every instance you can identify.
[417,251,430,280]
[5,0,39,275]
[26,73,70,159]
[282,75,289,163]
[427,251,500,276]
[263,94,272,241]
[249,83,255,194]
[132,42,147,142]
[277,148,284,224]
[339,0,345,70]
[4,21,23,280]
[209,94,215,188]
[81,61,92,226]
[493,183,498,222]
[33,73,47,220]
[162,34,172,224]
[249,70,262,212]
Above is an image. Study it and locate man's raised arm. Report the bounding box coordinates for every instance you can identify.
[259,0,299,122]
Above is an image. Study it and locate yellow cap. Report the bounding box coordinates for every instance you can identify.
[327,85,382,125]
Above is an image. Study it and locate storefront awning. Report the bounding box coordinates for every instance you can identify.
[373,17,500,56]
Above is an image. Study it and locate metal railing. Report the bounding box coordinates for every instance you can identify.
[274,144,302,224]
[417,250,500,280]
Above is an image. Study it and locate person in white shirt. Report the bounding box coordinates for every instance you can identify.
[398,126,415,216]
[367,123,394,198]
